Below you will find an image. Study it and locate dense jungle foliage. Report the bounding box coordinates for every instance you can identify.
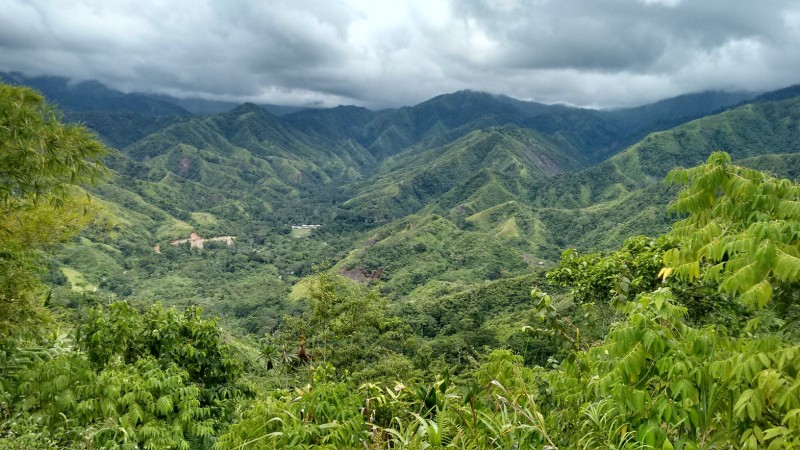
[2,81,800,449]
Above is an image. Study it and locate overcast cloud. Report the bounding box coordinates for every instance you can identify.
[1,0,799,109]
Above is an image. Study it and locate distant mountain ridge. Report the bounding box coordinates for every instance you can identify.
[144,93,311,116]
[1,71,758,162]
[0,71,320,116]
[0,72,192,116]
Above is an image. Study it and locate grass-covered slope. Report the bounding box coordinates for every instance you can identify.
[518,95,800,253]
[126,102,374,179]
[530,96,800,210]
[113,103,378,219]
[358,89,754,163]
[335,214,533,297]
[330,90,800,300]
[344,125,586,222]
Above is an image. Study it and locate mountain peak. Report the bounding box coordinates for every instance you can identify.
[229,102,268,115]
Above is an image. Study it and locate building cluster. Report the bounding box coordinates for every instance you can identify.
[170,232,235,250]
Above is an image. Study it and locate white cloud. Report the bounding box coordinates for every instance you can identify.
[0,0,798,108]
[640,0,683,8]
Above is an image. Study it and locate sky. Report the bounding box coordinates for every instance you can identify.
[1,0,799,109]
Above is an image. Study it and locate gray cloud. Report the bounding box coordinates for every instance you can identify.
[0,0,799,109]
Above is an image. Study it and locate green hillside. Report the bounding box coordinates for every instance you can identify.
[283,105,376,142]
[327,91,800,301]
[344,125,586,221]
[35,83,797,317]
[105,102,378,229]
[126,102,374,178]
[335,213,534,297]
[530,96,800,210]
[356,89,754,163]
[512,96,800,255]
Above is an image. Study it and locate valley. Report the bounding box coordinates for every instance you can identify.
[14,74,796,329]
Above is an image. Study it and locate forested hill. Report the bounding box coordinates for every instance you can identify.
[529,94,800,211]
[1,71,757,165]
[13,74,795,326]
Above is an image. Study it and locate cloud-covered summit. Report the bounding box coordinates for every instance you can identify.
[1,0,798,109]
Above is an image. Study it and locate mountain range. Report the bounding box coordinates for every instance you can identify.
[4,71,798,334]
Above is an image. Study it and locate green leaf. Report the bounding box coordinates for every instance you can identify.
[156,395,173,415]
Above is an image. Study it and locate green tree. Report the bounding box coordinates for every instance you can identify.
[547,234,744,329]
[280,273,418,383]
[15,354,214,449]
[4,301,245,449]
[0,83,110,442]
[548,236,673,307]
[537,288,800,449]
[662,151,800,309]
[78,301,247,409]
[533,153,800,449]
[0,82,108,340]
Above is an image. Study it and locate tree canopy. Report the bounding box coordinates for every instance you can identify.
[663,151,800,308]
[0,83,109,340]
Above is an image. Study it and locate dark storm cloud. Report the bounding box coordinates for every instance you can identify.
[449,0,785,70]
[0,0,799,108]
